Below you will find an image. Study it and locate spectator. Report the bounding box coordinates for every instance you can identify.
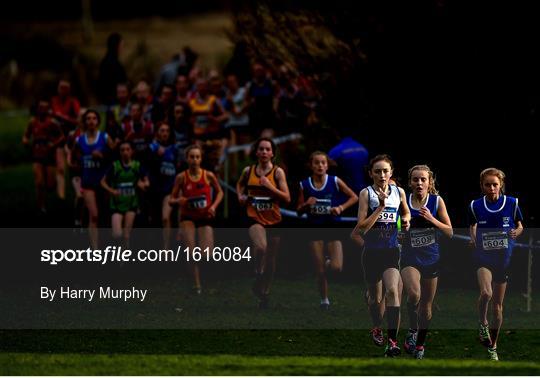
[245,62,278,138]
[108,83,131,127]
[223,73,249,178]
[328,134,369,204]
[155,54,185,95]
[276,66,305,134]
[151,84,175,125]
[133,80,154,121]
[97,32,127,105]
[175,74,193,108]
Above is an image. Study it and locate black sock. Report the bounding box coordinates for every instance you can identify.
[386,306,400,341]
[417,318,431,346]
[369,302,383,328]
[407,302,418,331]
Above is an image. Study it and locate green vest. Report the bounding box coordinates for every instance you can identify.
[109,160,141,213]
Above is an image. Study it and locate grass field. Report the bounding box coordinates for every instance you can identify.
[2,277,540,375]
[2,111,540,375]
[2,328,540,375]
[2,352,540,375]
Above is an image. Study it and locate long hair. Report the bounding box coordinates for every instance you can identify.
[408,164,439,195]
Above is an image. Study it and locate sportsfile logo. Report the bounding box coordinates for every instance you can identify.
[40,246,179,265]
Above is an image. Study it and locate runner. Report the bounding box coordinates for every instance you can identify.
[469,168,524,361]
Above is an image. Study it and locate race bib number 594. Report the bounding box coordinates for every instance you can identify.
[377,207,397,223]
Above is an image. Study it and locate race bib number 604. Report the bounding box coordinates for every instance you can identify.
[482,231,509,251]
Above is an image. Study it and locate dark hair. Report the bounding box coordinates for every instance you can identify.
[155,122,176,145]
[184,144,203,159]
[119,140,133,150]
[369,154,393,171]
[106,32,122,55]
[82,109,101,126]
[250,137,277,161]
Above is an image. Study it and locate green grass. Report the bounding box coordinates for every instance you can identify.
[4,273,539,329]
[2,353,540,375]
[1,329,540,375]
[2,281,540,374]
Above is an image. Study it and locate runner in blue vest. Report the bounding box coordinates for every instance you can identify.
[72,109,114,248]
[297,151,358,310]
[400,165,453,359]
[148,123,179,248]
[469,168,524,361]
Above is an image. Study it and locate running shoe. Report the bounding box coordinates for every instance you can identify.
[371,327,384,346]
[384,338,401,357]
[488,347,499,361]
[404,329,417,354]
[479,322,492,347]
[414,345,425,359]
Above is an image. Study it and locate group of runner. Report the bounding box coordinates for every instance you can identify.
[23,73,523,364]
[233,140,522,362]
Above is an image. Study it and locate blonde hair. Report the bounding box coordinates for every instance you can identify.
[480,167,505,193]
[408,165,438,195]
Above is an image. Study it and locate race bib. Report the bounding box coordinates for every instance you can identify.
[195,116,209,128]
[377,207,398,223]
[482,231,509,251]
[160,162,176,176]
[188,195,208,209]
[310,199,332,215]
[83,156,99,169]
[118,182,135,197]
[252,196,273,212]
[410,229,436,248]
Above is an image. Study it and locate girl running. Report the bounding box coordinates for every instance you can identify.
[352,154,410,357]
[170,145,223,294]
[297,151,358,309]
[469,168,523,361]
[400,165,453,359]
[148,123,179,248]
[101,141,149,247]
[22,99,64,215]
[65,109,86,228]
[71,109,114,248]
[236,137,291,309]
